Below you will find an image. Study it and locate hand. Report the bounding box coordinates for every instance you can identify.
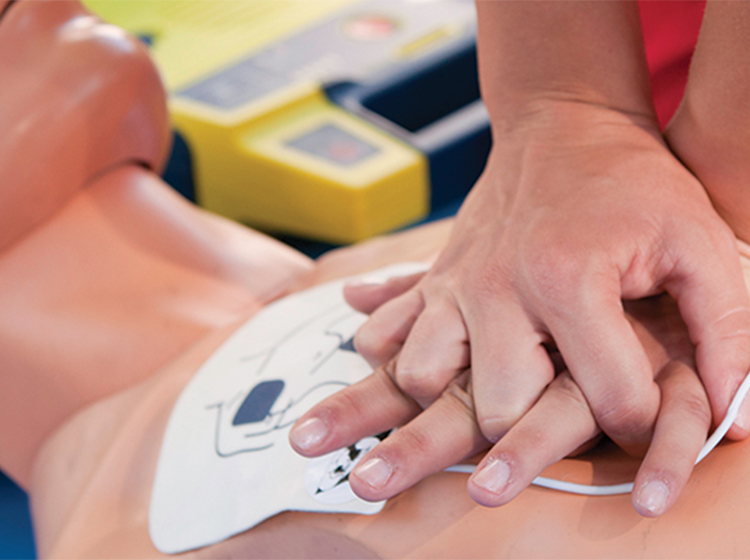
[290,293,712,517]
[346,101,750,451]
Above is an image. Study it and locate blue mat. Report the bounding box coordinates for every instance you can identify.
[0,472,36,560]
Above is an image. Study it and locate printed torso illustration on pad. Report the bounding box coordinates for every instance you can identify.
[208,304,364,457]
[149,264,427,555]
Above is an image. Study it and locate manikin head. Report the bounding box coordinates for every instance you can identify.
[0,0,170,253]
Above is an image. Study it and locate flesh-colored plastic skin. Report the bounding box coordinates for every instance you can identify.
[27,218,750,560]
[0,0,311,488]
[0,0,170,254]
[4,1,750,558]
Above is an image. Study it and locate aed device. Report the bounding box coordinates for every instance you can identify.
[84,0,491,244]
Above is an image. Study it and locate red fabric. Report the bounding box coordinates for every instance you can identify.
[638,0,705,128]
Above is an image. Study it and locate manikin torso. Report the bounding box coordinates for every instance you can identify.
[4,2,750,558]
[25,181,750,558]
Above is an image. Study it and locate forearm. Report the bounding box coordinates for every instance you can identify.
[475,0,656,133]
[666,1,750,242]
[676,1,750,141]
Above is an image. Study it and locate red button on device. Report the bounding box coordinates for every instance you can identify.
[343,15,398,41]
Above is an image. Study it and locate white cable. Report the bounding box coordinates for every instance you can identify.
[445,369,750,496]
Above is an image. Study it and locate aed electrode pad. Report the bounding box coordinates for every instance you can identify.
[151,262,750,553]
[149,263,428,554]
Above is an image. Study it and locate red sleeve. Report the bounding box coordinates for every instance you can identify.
[638,0,705,128]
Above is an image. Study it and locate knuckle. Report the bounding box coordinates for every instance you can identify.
[552,374,592,418]
[681,393,712,431]
[439,381,486,440]
[522,244,593,309]
[396,365,445,403]
[595,397,655,440]
[382,357,399,383]
[469,261,512,302]
[326,386,363,423]
[442,378,475,414]
[670,387,712,430]
[391,425,437,461]
[353,326,390,363]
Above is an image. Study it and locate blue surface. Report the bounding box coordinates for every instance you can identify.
[0,472,36,560]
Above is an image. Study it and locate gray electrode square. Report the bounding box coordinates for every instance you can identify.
[285,124,380,167]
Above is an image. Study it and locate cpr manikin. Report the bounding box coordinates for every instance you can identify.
[4,1,750,558]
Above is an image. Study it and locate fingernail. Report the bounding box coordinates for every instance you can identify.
[347,277,387,288]
[289,418,327,451]
[354,457,393,489]
[637,480,670,516]
[471,458,511,494]
[734,398,750,432]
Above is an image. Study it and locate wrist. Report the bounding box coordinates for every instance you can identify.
[486,90,659,140]
[489,97,661,153]
[666,96,750,244]
[471,98,670,226]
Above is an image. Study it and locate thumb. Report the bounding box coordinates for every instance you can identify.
[667,229,750,440]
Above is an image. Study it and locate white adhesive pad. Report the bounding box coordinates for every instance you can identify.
[149,263,427,554]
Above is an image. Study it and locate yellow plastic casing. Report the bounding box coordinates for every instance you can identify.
[171,87,428,243]
[83,0,430,243]
[83,1,355,91]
